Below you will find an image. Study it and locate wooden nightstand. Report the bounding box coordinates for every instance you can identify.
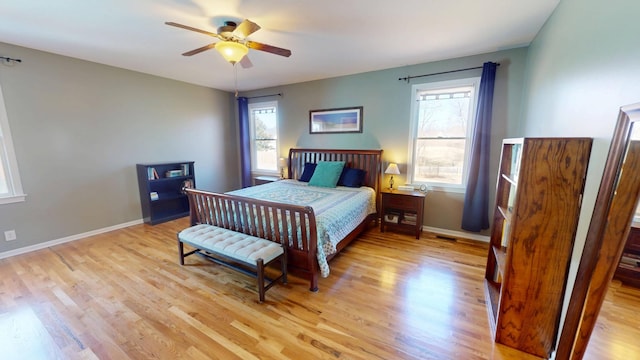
[380,189,426,239]
[614,224,640,288]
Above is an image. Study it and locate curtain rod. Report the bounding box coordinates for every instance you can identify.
[247,93,282,99]
[398,63,500,83]
[1,56,22,64]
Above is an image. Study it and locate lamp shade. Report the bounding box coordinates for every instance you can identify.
[279,157,287,168]
[384,163,400,175]
[214,41,249,64]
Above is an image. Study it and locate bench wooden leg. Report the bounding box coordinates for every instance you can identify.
[281,252,288,284]
[177,237,185,265]
[257,258,265,303]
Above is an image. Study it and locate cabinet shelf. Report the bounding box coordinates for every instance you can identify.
[150,175,192,183]
[501,173,518,187]
[492,245,507,275]
[484,279,501,333]
[151,192,187,202]
[484,137,591,358]
[137,162,195,225]
[497,206,512,222]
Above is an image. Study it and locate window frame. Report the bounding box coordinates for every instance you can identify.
[248,100,280,176]
[0,84,25,205]
[406,77,480,193]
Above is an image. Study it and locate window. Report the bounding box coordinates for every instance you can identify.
[248,101,279,174]
[407,77,479,192]
[0,84,25,204]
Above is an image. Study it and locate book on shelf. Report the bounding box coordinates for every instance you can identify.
[402,213,417,225]
[165,169,183,178]
[500,221,511,248]
[150,192,159,201]
[403,213,417,220]
[620,255,640,267]
[151,168,159,180]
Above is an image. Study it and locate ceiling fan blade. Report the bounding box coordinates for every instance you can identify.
[233,19,261,38]
[165,22,221,39]
[182,43,217,56]
[240,55,253,69]
[246,40,292,57]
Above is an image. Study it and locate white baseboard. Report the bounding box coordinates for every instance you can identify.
[423,226,490,243]
[0,219,144,260]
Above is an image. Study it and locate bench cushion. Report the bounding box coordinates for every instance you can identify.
[178,224,284,264]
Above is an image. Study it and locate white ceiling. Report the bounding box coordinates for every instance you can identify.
[0,0,559,92]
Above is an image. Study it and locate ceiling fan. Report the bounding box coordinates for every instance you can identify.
[165,19,292,67]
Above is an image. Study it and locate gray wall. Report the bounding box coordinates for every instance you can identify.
[519,0,640,350]
[240,47,529,236]
[0,42,238,253]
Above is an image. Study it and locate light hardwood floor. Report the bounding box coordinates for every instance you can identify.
[0,218,638,359]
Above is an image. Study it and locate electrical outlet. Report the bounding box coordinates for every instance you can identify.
[4,230,16,241]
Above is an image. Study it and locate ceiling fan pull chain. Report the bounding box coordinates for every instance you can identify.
[234,64,239,97]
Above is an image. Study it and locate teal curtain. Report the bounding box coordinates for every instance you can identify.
[461,62,497,232]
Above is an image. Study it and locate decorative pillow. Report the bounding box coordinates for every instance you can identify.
[338,167,367,188]
[298,162,317,182]
[308,161,345,188]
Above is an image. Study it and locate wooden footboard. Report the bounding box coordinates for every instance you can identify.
[183,188,321,291]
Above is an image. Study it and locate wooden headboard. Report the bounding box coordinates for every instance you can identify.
[287,148,383,207]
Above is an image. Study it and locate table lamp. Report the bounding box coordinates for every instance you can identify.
[384,163,400,190]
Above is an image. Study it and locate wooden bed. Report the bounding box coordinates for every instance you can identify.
[184,148,383,291]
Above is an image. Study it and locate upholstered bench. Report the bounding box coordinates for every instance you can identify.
[177,224,287,302]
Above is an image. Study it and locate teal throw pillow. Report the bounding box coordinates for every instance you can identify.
[308,161,345,188]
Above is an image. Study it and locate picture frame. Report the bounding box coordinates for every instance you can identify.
[309,106,363,134]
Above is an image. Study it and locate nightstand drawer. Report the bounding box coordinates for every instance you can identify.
[384,194,421,210]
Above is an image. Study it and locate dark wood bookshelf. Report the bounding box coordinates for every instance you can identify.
[136,161,195,225]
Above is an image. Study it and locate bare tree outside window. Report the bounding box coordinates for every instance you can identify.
[250,103,278,172]
[409,80,478,189]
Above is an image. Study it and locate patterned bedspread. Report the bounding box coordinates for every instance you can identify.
[227,180,376,277]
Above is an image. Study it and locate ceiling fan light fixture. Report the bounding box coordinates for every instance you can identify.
[215,41,248,64]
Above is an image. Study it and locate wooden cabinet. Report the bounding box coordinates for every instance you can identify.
[380,189,425,239]
[136,162,195,225]
[614,225,640,287]
[484,138,592,358]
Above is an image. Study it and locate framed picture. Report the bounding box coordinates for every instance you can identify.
[309,106,363,134]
